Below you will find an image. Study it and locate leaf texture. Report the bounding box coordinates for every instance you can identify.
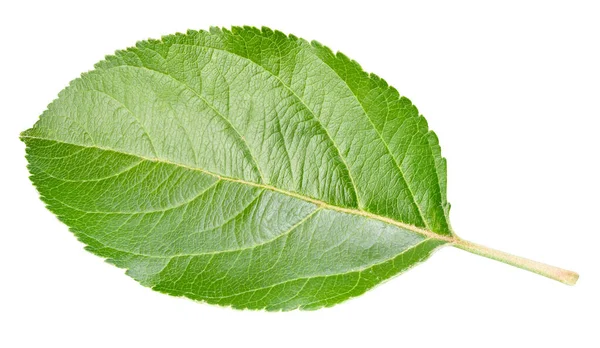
[22,26,455,310]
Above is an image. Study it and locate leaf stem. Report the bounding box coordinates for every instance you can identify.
[452,238,579,285]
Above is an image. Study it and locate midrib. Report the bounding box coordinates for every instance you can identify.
[21,134,456,244]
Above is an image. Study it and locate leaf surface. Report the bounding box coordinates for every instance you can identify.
[23,27,573,311]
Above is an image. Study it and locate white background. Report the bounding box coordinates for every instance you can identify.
[1,1,599,347]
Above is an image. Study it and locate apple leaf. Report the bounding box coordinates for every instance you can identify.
[21,27,578,311]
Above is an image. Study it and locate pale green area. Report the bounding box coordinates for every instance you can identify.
[22,27,451,310]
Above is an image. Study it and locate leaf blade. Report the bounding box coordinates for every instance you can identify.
[22,27,456,309]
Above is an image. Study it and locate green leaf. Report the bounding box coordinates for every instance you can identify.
[21,26,578,311]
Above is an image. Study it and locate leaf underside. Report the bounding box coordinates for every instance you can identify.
[22,26,453,310]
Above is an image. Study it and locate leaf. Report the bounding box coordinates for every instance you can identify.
[21,26,578,311]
